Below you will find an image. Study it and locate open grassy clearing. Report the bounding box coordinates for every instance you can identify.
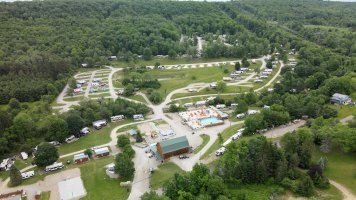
[58,120,133,155]
[227,184,285,199]
[111,57,241,68]
[201,123,243,160]
[63,95,85,102]
[113,65,239,99]
[80,156,130,200]
[88,92,111,98]
[127,95,147,103]
[312,147,356,195]
[150,162,184,190]
[328,104,356,119]
[193,134,210,154]
[145,65,236,97]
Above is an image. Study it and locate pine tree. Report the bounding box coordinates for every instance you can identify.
[10,165,22,186]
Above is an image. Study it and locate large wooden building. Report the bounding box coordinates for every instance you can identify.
[156,136,190,160]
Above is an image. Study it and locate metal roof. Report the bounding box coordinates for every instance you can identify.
[94,147,109,155]
[74,153,89,160]
[159,136,189,155]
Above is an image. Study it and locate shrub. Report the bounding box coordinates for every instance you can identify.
[117,135,130,148]
[84,149,93,158]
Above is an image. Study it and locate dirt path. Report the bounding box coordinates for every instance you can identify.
[329,180,356,200]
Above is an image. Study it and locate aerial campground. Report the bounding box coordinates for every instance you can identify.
[1,0,356,200]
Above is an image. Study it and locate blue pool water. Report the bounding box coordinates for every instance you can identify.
[200,117,223,126]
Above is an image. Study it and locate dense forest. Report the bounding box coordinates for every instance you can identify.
[0,0,356,198]
[0,0,271,103]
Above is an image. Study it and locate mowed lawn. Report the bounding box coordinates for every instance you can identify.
[201,123,243,160]
[80,156,130,200]
[150,162,184,190]
[145,65,236,97]
[193,134,210,154]
[58,120,132,155]
[328,104,356,119]
[312,148,356,195]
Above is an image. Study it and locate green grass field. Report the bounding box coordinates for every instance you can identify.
[312,147,356,195]
[80,156,130,200]
[150,162,184,190]
[88,92,111,98]
[328,104,356,119]
[227,184,285,199]
[201,123,243,160]
[63,95,85,102]
[127,95,147,103]
[193,134,210,154]
[145,65,237,98]
[58,120,132,155]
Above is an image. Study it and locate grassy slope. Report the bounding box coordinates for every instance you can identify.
[312,147,356,195]
[201,123,243,160]
[150,162,184,190]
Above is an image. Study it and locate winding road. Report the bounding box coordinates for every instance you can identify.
[3,57,353,200]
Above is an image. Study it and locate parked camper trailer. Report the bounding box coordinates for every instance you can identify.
[92,120,107,130]
[111,115,125,122]
[21,171,34,180]
[45,162,64,172]
[133,114,144,121]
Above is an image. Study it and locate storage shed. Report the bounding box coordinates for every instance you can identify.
[74,153,89,164]
[93,147,110,158]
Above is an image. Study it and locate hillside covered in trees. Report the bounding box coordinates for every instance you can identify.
[0,0,271,104]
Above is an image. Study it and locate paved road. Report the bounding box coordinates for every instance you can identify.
[37,56,288,199]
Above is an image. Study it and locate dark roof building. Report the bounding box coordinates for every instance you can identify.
[330,93,351,105]
[156,136,190,160]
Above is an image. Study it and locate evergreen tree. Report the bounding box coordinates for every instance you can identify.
[9,165,22,186]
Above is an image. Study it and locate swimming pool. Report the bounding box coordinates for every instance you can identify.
[200,117,224,127]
